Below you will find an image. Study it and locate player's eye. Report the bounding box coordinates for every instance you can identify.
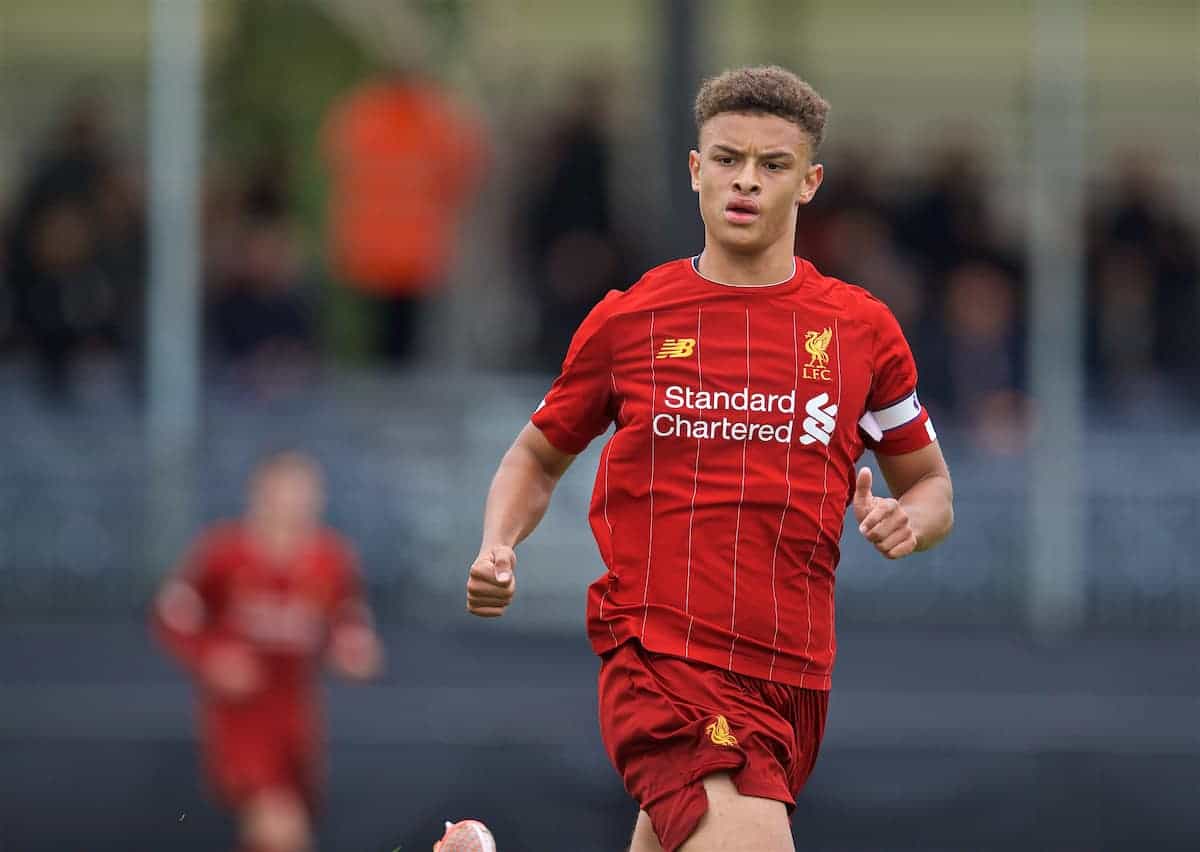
[764,161,785,171]
[715,155,736,166]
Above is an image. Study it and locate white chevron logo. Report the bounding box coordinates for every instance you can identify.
[798,393,838,446]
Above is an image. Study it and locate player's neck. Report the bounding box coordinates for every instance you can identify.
[249,521,315,566]
[695,244,796,287]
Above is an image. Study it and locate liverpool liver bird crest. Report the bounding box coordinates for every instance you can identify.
[804,327,832,366]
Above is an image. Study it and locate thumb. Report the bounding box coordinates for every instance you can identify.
[853,467,874,513]
[491,547,516,584]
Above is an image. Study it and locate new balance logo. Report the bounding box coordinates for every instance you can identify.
[656,338,696,359]
[798,393,838,446]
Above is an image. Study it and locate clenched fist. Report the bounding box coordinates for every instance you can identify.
[467,545,517,617]
[327,625,384,680]
[852,467,918,560]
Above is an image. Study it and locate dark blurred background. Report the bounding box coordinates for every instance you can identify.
[1,1,1197,850]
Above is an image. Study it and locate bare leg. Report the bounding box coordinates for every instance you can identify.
[629,809,666,852]
[239,788,312,852]
[627,773,792,852]
[681,773,793,852]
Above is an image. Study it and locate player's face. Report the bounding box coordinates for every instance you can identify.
[689,112,823,256]
[250,464,325,532]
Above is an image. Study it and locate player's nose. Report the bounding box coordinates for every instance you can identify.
[732,165,760,194]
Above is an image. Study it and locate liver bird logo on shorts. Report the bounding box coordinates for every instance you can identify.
[705,715,738,747]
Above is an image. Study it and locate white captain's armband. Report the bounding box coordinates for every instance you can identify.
[857,390,933,441]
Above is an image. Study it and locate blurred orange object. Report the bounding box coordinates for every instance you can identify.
[323,74,487,296]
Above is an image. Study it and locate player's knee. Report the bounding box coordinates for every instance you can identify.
[679,773,793,852]
[243,789,311,852]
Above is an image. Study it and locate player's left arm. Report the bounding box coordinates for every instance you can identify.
[326,541,385,681]
[853,443,954,559]
[855,291,954,559]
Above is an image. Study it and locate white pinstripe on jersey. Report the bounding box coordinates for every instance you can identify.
[598,371,622,649]
[683,307,703,657]
[801,318,841,675]
[826,319,846,663]
[767,312,799,680]
[727,307,751,670]
[639,312,657,635]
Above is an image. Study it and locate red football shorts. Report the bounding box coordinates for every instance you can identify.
[598,640,828,852]
[202,710,322,812]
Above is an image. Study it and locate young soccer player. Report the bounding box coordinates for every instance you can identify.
[466,66,953,852]
[154,452,383,852]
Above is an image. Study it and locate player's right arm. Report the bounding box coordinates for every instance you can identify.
[467,423,575,617]
[467,291,620,618]
[151,529,263,700]
[152,531,224,672]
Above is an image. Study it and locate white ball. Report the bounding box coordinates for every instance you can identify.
[434,819,497,852]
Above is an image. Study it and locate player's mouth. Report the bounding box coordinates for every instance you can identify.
[724,197,760,224]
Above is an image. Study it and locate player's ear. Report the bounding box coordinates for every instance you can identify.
[689,149,702,192]
[798,162,824,206]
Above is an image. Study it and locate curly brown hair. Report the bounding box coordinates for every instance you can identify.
[694,65,830,153]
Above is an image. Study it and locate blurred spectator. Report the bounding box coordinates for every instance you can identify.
[152,452,383,852]
[894,138,1001,278]
[796,145,941,375]
[201,149,320,400]
[519,76,633,371]
[892,140,1027,421]
[1088,152,1199,411]
[93,158,148,391]
[242,144,294,222]
[0,212,12,349]
[796,139,1033,448]
[321,68,487,366]
[3,91,144,401]
[944,261,1027,453]
[202,166,250,309]
[207,213,318,397]
[795,143,892,274]
[816,209,923,329]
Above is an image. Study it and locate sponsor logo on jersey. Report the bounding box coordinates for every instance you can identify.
[706,715,738,747]
[234,596,324,651]
[803,327,833,382]
[652,385,843,446]
[654,384,796,443]
[798,392,839,446]
[656,338,697,359]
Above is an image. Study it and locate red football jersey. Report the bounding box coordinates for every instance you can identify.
[154,522,370,712]
[531,257,935,689]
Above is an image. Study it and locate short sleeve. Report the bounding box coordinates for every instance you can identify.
[165,529,232,622]
[530,293,618,455]
[151,527,235,673]
[860,299,937,456]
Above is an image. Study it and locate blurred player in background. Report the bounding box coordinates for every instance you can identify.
[466,66,953,851]
[154,452,383,852]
